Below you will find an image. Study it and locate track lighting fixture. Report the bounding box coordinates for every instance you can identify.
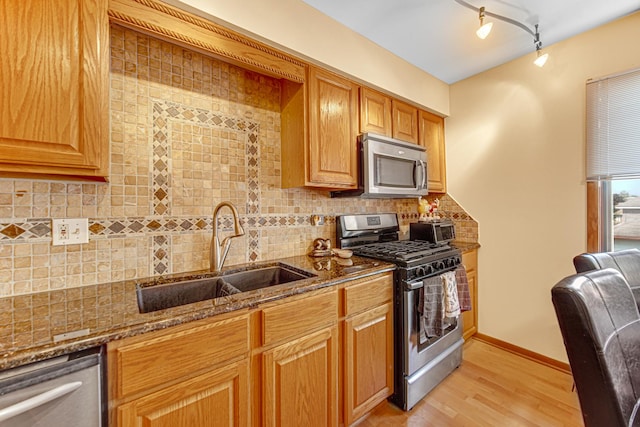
[454,0,549,67]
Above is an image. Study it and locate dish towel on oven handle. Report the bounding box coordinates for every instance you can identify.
[442,270,461,318]
[419,265,472,339]
[419,276,444,338]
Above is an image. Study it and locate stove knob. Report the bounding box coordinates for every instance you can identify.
[426,264,433,275]
[437,261,445,270]
[416,266,426,277]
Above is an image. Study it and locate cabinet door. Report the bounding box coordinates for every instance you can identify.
[391,100,418,144]
[419,110,447,193]
[344,302,394,425]
[118,359,250,427]
[308,67,359,188]
[359,87,391,136]
[0,0,109,179]
[263,326,339,427]
[461,250,478,340]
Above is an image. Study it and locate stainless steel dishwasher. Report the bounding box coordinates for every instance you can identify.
[0,346,105,427]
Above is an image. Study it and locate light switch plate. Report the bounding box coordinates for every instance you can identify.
[52,218,89,246]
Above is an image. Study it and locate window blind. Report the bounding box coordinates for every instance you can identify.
[586,67,640,180]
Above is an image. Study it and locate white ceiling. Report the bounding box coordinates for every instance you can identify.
[302,0,640,84]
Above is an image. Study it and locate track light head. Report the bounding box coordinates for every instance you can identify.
[533,24,549,67]
[476,7,493,39]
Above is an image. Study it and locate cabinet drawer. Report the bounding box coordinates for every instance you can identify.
[344,274,393,316]
[114,314,249,398]
[262,290,338,346]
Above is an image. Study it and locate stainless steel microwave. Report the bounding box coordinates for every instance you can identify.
[331,133,428,198]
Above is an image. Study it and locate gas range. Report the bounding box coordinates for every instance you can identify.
[337,213,461,281]
[336,212,465,410]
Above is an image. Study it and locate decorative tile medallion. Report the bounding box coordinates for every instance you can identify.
[149,99,262,273]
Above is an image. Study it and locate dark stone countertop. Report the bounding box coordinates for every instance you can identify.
[452,241,481,253]
[0,255,395,371]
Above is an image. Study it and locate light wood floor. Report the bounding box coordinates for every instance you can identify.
[357,338,582,427]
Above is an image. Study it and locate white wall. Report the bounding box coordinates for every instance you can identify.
[447,11,640,361]
[163,0,450,115]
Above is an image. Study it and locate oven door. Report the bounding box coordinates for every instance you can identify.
[403,275,463,377]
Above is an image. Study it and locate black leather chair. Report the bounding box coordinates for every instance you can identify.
[574,248,640,310]
[552,268,640,427]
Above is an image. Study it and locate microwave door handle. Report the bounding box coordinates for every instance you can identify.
[416,160,426,189]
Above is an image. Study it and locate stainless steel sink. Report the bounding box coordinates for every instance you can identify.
[136,264,316,313]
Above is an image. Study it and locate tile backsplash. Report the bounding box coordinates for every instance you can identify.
[0,25,477,297]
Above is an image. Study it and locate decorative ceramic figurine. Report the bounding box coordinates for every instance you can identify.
[417,197,441,221]
[418,196,430,221]
[309,238,332,257]
[431,198,440,219]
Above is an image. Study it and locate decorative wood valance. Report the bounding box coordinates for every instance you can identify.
[108,0,307,82]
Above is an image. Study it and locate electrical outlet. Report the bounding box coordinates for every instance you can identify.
[52,218,89,246]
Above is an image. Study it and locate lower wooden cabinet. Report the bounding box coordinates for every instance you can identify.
[342,273,394,425]
[461,249,478,340]
[108,272,395,427]
[344,302,393,425]
[108,313,251,427]
[117,359,249,427]
[263,326,339,427]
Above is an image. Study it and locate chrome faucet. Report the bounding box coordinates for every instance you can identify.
[210,201,245,272]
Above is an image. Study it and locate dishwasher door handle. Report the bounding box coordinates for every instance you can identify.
[0,381,83,422]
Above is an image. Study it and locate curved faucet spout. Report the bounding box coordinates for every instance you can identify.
[210,202,245,272]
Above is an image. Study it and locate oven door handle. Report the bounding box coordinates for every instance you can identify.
[407,281,424,291]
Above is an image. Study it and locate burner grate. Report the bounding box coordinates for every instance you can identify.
[353,241,453,262]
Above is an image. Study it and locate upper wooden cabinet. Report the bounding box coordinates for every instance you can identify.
[419,110,447,193]
[282,67,359,189]
[0,0,109,180]
[308,67,359,188]
[391,100,419,144]
[359,87,392,136]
